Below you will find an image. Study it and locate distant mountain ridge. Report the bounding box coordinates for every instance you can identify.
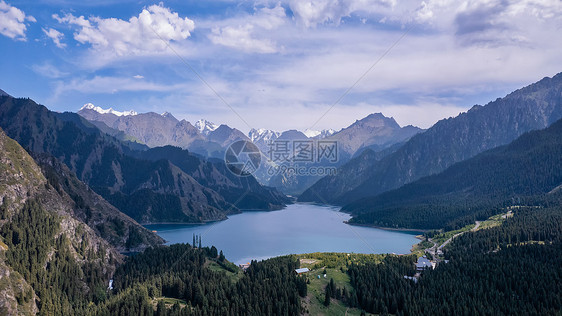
[81,103,137,116]
[267,113,423,195]
[78,104,422,194]
[300,72,562,205]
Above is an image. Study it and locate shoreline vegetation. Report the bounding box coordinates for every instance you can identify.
[344,221,430,233]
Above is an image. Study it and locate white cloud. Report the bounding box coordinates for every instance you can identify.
[54,76,187,96]
[0,0,35,40]
[133,74,144,79]
[40,0,562,133]
[287,0,396,27]
[53,3,195,56]
[207,4,286,53]
[43,27,66,48]
[209,24,278,53]
[31,62,69,78]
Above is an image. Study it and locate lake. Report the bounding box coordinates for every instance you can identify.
[145,203,420,264]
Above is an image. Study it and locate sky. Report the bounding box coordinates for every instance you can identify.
[1,0,561,134]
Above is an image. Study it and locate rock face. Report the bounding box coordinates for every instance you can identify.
[325,113,423,160]
[194,119,218,136]
[0,128,122,314]
[300,72,562,205]
[78,105,248,158]
[32,153,163,252]
[263,114,422,195]
[78,105,205,149]
[207,124,249,147]
[249,128,280,153]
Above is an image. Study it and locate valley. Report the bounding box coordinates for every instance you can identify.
[1,1,562,312]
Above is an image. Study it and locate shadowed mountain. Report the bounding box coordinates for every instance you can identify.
[0,127,122,314]
[300,72,562,205]
[0,95,287,223]
[344,117,562,229]
[326,113,423,160]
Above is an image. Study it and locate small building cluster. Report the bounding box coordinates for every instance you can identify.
[415,256,436,271]
[239,262,251,270]
[295,268,310,275]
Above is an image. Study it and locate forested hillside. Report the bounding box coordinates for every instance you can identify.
[0,128,121,314]
[344,117,562,229]
[94,244,306,315]
[346,206,562,315]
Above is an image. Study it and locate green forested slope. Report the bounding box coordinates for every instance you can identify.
[345,118,562,229]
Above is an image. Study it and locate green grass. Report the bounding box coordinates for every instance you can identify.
[153,297,188,309]
[294,253,386,315]
[304,267,362,316]
[478,211,513,230]
[295,252,384,270]
[411,238,434,257]
[432,223,475,245]
[206,259,243,283]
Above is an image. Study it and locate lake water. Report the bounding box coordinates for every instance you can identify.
[145,203,420,264]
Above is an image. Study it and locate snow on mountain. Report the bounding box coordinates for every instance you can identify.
[303,128,336,139]
[317,129,336,139]
[195,119,219,136]
[80,103,137,116]
[303,129,320,138]
[249,128,280,143]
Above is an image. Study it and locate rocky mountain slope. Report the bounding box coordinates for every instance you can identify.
[325,113,423,160]
[266,114,422,195]
[0,128,122,314]
[78,105,226,157]
[300,72,562,205]
[32,153,163,251]
[0,95,288,223]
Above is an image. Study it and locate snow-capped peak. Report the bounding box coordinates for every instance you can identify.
[303,129,321,138]
[303,128,336,139]
[195,119,218,136]
[249,128,280,143]
[80,103,137,116]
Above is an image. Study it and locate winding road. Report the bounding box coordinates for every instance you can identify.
[425,221,481,259]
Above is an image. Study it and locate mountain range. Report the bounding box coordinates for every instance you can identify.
[2,71,562,314]
[300,73,562,205]
[0,95,288,224]
[79,104,423,195]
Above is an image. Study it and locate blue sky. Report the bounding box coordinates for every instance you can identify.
[1,0,561,133]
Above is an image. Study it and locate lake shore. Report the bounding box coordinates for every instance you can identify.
[345,221,429,233]
[145,203,420,264]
